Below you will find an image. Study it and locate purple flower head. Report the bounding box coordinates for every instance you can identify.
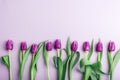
[83,41,90,52]
[6,40,13,50]
[31,43,38,54]
[71,41,78,52]
[108,41,115,52]
[46,41,53,51]
[96,41,103,52]
[54,39,61,49]
[21,42,27,51]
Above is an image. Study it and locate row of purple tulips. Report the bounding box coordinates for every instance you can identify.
[1,38,117,80]
[6,39,115,53]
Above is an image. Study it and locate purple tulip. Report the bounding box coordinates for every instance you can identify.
[21,42,27,51]
[71,41,78,52]
[108,41,115,52]
[46,41,53,51]
[31,44,38,54]
[83,41,90,51]
[96,41,103,52]
[54,39,61,49]
[6,40,13,50]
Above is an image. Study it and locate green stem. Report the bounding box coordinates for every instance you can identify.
[84,52,91,80]
[47,65,50,80]
[108,52,113,80]
[8,51,12,80]
[110,72,113,80]
[57,49,62,80]
[57,58,63,80]
[98,53,102,80]
[57,49,62,59]
[69,52,74,80]
[69,60,72,80]
[47,53,50,80]
[84,66,91,80]
[20,51,25,80]
[31,55,35,80]
[98,53,100,61]
[22,51,25,61]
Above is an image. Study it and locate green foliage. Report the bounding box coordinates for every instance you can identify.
[30,43,44,80]
[20,47,31,80]
[1,55,10,68]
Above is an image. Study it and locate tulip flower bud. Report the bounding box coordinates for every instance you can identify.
[31,44,38,54]
[6,40,13,50]
[21,42,27,51]
[54,39,61,49]
[46,41,53,51]
[83,41,90,52]
[108,41,115,52]
[96,41,103,52]
[71,41,78,52]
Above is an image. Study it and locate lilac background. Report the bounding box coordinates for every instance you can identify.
[1,0,120,80]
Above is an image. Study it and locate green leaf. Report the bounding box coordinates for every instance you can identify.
[66,37,71,56]
[53,56,58,68]
[31,62,37,80]
[20,46,31,80]
[43,42,51,80]
[43,42,49,67]
[72,51,80,68]
[0,55,10,68]
[110,50,120,74]
[89,73,98,80]
[34,64,37,78]
[56,57,63,80]
[19,50,23,65]
[89,61,107,75]
[82,62,107,80]
[68,53,75,80]
[62,56,70,80]
[87,40,94,60]
[53,55,70,80]
[80,58,90,68]
[107,51,113,69]
[33,43,44,64]
[79,68,84,73]
[84,65,92,80]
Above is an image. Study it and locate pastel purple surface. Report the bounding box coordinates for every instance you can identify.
[1,0,120,80]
